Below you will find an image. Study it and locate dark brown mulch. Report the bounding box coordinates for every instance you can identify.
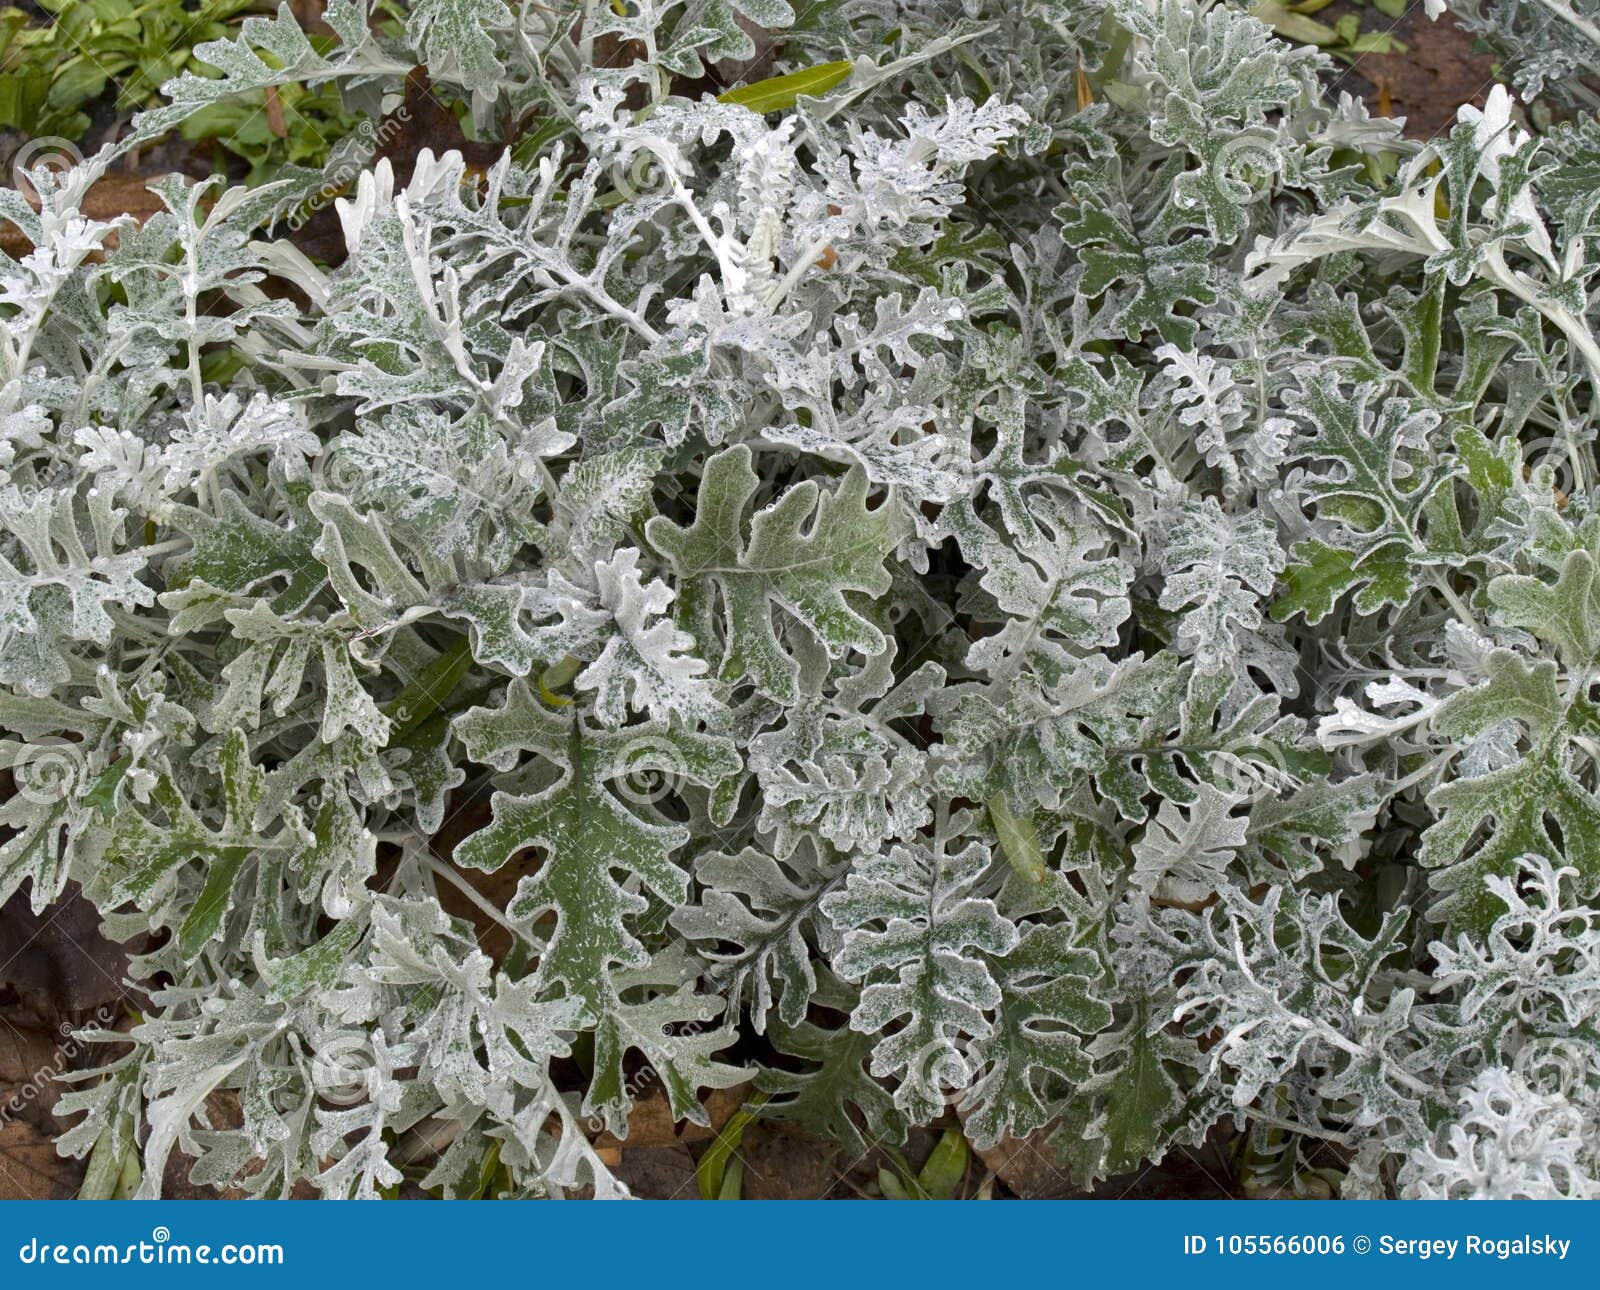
[1319,4,1500,140]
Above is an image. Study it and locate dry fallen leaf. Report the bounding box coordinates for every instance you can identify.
[0,1118,82,1199]
[593,1082,751,1149]
[0,882,137,1023]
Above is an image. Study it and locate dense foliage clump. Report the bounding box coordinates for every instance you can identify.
[3,0,1599,1198]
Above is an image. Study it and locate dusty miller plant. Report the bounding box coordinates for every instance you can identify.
[1431,0,1600,109]
[2,0,1598,1198]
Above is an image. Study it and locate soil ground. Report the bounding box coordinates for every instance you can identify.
[1319,4,1499,140]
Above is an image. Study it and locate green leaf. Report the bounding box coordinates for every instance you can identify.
[406,0,512,91]
[915,1129,969,1200]
[962,925,1111,1148]
[1270,373,1447,622]
[696,1093,767,1199]
[1423,648,1600,930]
[989,796,1048,885]
[454,685,742,1129]
[756,975,907,1156]
[718,60,853,114]
[646,447,898,703]
[1249,0,1338,45]
[1054,999,1190,1186]
[822,836,1019,1123]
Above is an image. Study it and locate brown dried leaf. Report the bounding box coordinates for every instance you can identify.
[593,1082,751,1148]
[0,883,136,1023]
[0,1118,82,1199]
